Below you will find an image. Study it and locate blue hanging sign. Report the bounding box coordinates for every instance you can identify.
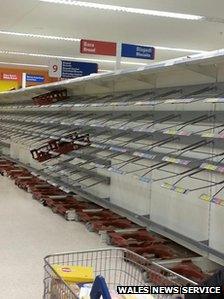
[121,43,155,60]
[26,74,45,83]
[61,60,98,78]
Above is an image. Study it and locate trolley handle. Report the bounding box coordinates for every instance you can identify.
[90,275,112,299]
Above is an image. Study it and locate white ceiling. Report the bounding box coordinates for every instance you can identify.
[1,0,224,71]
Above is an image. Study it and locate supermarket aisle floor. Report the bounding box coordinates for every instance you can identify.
[0,176,107,299]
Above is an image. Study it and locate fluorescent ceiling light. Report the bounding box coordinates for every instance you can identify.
[154,46,208,54]
[0,61,48,68]
[0,50,148,65]
[98,69,113,72]
[0,30,80,42]
[39,0,203,20]
[0,30,207,54]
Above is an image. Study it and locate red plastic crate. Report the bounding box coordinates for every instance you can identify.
[30,133,91,162]
[28,182,53,192]
[144,260,209,286]
[8,169,31,180]
[76,209,121,223]
[0,160,14,167]
[32,89,68,106]
[170,260,208,283]
[54,201,100,215]
[0,163,18,174]
[107,229,164,247]
[86,218,139,233]
[30,144,56,162]
[32,188,66,201]
[144,267,180,286]
[44,196,77,208]
[15,176,44,191]
[127,243,175,259]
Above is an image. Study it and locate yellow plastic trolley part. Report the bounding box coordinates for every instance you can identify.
[52,265,94,283]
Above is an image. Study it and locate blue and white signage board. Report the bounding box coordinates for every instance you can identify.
[121,43,155,60]
[61,60,98,78]
[26,74,45,83]
[49,59,98,78]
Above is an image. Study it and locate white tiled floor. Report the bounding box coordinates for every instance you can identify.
[0,176,107,299]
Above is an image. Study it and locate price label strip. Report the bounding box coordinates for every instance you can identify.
[163,129,191,136]
[199,194,212,202]
[109,146,127,153]
[74,104,87,107]
[174,186,189,194]
[123,102,131,106]
[134,101,149,106]
[200,163,217,171]
[95,124,106,128]
[91,103,104,107]
[163,129,177,135]
[133,151,156,160]
[137,66,147,72]
[212,196,223,205]
[199,194,224,206]
[214,198,224,206]
[108,166,126,175]
[63,104,73,107]
[92,144,108,150]
[177,130,192,136]
[162,156,190,165]
[161,182,189,194]
[165,99,180,104]
[164,98,194,104]
[108,167,151,182]
[118,125,129,130]
[205,98,224,103]
[201,132,215,138]
[110,102,120,106]
[134,101,159,106]
[138,176,151,183]
[217,133,224,139]
[144,128,156,133]
[137,127,152,132]
[117,102,128,106]
[95,163,106,169]
[217,166,224,173]
[161,182,173,190]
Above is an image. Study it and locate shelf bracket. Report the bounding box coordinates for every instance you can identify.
[184,64,217,79]
[125,74,157,87]
[91,79,114,90]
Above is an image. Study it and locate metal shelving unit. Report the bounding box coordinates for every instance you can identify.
[1,51,224,265]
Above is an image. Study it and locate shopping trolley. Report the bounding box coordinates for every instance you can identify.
[43,248,195,299]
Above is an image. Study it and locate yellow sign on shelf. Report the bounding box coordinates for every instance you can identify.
[200,163,217,171]
[164,129,177,135]
[201,132,215,138]
[175,187,187,194]
[199,194,212,202]
[161,182,173,190]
